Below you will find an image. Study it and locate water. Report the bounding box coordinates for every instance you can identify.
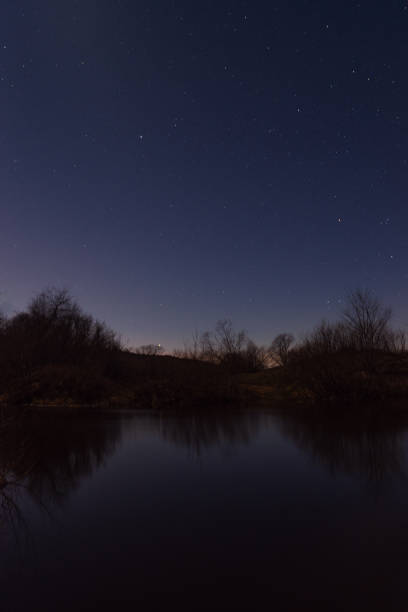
[1,409,408,611]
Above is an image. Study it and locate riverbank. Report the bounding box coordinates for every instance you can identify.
[0,352,252,411]
[2,350,408,413]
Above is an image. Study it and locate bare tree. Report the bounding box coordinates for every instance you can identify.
[384,328,407,354]
[199,330,219,363]
[394,329,407,353]
[28,287,79,322]
[174,322,266,372]
[342,289,392,351]
[134,344,164,356]
[174,330,202,360]
[269,332,294,366]
[299,321,351,357]
[214,319,247,356]
[243,340,268,371]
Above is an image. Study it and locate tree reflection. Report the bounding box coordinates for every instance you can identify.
[0,412,124,542]
[155,410,263,456]
[274,407,408,482]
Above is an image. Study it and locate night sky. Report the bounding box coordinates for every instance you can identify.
[1,1,407,349]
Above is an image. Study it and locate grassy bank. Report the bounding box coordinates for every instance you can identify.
[239,350,408,408]
[0,353,251,410]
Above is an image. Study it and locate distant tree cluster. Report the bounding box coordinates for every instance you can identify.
[269,333,295,366]
[174,319,269,373]
[133,344,164,356]
[0,288,121,402]
[169,289,408,401]
[272,289,407,400]
[289,290,405,359]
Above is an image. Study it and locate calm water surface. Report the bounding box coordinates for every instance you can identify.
[1,409,408,611]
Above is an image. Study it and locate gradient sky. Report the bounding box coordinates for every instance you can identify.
[1,1,407,349]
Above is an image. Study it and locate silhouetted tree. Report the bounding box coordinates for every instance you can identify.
[281,290,408,401]
[342,289,392,351]
[173,321,266,372]
[243,340,268,371]
[134,344,164,356]
[269,332,294,366]
[215,319,247,356]
[173,330,202,360]
[387,328,407,353]
[0,288,122,403]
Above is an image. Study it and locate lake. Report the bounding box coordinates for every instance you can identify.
[1,408,408,611]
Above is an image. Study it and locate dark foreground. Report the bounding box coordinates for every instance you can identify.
[1,408,408,611]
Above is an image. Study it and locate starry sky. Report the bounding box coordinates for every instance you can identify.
[1,1,407,349]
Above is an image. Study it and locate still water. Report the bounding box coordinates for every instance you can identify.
[1,409,408,611]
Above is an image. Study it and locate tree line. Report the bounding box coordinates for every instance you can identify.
[1,287,406,404]
[138,288,407,401]
[147,288,404,368]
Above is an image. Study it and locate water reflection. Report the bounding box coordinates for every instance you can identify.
[1,408,408,539]
[274,407,408,482]
[0,413,124,539]
[1,409,408,611]
[0,411,264,523]
[153,410,263,456]
[1,408,407,515]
